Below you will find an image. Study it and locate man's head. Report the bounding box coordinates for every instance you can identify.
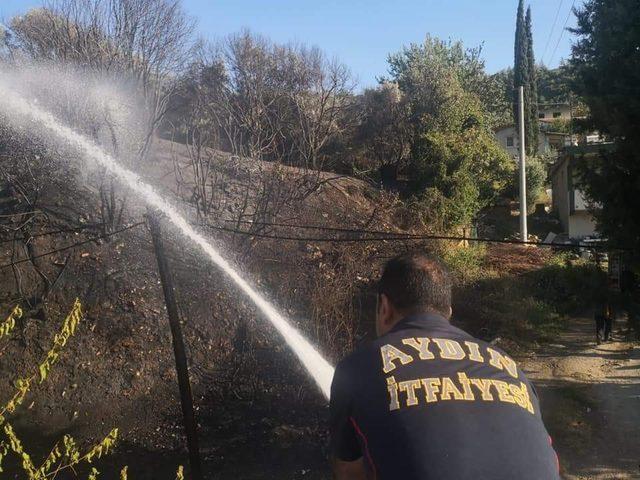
[376,252,452,336]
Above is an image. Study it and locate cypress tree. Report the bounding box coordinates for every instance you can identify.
[525,6,539,155]
[513,0,529,135]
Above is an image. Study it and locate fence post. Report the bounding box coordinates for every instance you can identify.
[148,212,203,480]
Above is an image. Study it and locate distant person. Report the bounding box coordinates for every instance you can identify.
[330,253,560,480]
[595,302,613,344]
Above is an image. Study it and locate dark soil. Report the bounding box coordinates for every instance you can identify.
[2,135,635,480]
[0,138,407,478]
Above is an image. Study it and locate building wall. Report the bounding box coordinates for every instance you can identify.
[551,158,570,232]
[495,126,550,159]
[550,154,598,239]
[546,132,571,150]
[573,189,590,211]
[569,211,598,239]
[539,104,571,122]
[494,127,519,158]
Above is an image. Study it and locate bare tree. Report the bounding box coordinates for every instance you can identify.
[185,33,355,170]
[8,0,194,232]
[9,0,194,156]
[285,46,355,171]
[169,35,355,250]
[221,31,287,161]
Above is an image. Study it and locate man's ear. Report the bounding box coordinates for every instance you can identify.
[379,294,394,325]
[376,294,399,337]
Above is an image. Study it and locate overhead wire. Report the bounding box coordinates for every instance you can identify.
[0,223,104,244]
[0,214,627,274]
[204,222,620,250]
[0,221,145,270]
[541,0,564,64]
[222,219,413,237]
[548,0,577,66]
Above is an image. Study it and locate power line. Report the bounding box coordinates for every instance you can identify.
[0,223,104,245]
[205,222,622,251]
[222,219,413,237]
[0,216,627,273]
[541,0,564,65]
[548,0,576,66]
[0,222,145,270]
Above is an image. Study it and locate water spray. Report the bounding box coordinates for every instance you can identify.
[0,86,335,400]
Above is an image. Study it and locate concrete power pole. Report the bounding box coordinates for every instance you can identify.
[518,85,528,242]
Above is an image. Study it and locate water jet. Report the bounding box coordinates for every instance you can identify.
[0,83,335,400]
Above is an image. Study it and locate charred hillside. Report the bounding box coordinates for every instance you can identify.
[0,124,418,476]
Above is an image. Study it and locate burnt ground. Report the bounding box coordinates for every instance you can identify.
[0,137,638,479]
[0,137,409,478]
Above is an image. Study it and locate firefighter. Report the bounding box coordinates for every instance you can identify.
[330,253,560,480]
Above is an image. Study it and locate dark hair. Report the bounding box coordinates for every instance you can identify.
[378,252,452,317]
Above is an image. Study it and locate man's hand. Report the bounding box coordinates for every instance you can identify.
[333,457,367,480]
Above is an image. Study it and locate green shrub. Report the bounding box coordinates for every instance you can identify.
[527,253,606,313]
[443,244,488,284]
[0,301,183,479]
[504,154,548,210]
[454,251,603,345]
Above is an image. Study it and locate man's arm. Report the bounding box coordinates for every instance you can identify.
[333,457,367,480]
[329,361,365,479]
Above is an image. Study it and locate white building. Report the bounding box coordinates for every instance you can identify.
[494,125,567,159]
[549,145,608,239]
[538,103,572,123]
[494,125,546,159]
[494,102,574,159]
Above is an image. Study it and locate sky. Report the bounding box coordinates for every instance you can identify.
[1,0,582,89]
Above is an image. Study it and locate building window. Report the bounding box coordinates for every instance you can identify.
[506,136,514,147]
[539,112,546,119]
[553,111,562,118]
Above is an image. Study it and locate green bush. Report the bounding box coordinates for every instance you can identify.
[504,154,548,210]
[453,251,605,345]
[527,253,606,313]
[443,244,488,284]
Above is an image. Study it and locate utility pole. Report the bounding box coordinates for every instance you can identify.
[518,85,528,242]
[148,212,203,480]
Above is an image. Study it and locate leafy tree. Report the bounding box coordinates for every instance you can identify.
[495,64,576,119]
[483,68,514,128]
[569,0,640,252]
[503,151,550,212]
[548,118,571,134]
[387,36,513,229]
[537,65,572,103]
[355,83,412,186]
[524,155,547,209]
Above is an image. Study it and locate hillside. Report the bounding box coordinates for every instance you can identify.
[2,135,634,479]
[0,135,419,478]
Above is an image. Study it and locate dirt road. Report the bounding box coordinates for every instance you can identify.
[520,317,640,479]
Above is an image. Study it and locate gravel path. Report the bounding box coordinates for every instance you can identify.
[521,316,640,479]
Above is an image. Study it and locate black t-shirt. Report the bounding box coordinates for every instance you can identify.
[330,313,560,480]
